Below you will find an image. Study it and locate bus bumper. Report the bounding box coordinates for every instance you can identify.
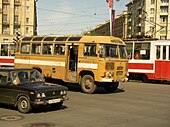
[102,78,128,82]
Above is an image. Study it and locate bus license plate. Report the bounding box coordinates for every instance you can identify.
[48,99,61,104]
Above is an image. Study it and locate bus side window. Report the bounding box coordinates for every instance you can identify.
[32,44,41,54]
[21,43,30,54]
[84,44,97,57]
[54,44,65,55]
[42,44,52,55]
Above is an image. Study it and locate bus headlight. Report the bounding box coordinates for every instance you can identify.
[107,72,114,78]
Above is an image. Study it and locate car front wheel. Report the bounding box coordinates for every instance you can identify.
[17,96,32,113]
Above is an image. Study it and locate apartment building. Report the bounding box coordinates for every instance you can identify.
[126,0,170,39]
[0,0,37,42]
[84,11,127,39]
[114,11,127,39]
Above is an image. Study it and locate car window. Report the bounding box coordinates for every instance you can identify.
[0,72,9,84]
[11,70,44,85]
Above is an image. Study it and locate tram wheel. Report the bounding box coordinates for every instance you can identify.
[142,75,148,83]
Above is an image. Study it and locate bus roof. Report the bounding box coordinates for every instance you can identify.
[21,36,125,45]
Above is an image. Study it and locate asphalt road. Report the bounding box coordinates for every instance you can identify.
[0,81,170,127]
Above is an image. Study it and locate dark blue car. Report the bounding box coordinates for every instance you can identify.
[0,68,68,113]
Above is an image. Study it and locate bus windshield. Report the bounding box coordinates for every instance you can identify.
[99,44,127,58]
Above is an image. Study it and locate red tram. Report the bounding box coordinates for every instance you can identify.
[125,39,170,82]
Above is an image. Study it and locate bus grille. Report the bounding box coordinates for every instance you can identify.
[105,62,114,70]
[116,71,123,75]
[117,66,123,70]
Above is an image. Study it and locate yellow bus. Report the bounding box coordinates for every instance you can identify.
[14,36,128,93]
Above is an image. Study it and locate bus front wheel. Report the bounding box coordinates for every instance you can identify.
[80,75,96,94]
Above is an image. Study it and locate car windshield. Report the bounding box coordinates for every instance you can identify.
[11,70,44,85]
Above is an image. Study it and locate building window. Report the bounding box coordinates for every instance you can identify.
[150,8,154,14]
[2,14,7,22]
[160,16,168,23]
[160,36,166,40]
[3,4,8,10]
[14,15,19,23]
[161,0,169,3]
[26,27,29,34]
[26,6,29,11]
[26,18,29,24]
[14,5,19,12]
[151,0,155,4]
[160,6,168,13]
[150,17,154,22]
[2,26,9,35]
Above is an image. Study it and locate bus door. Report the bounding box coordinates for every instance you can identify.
[65,45,78,82]
[155,45,170,79]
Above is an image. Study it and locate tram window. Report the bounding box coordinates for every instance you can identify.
[42,44,53,55]
[32,44,41,54]
[126,43,133,59]
[84,44,97,57]
[134,43,150,60]
[169,46,170,60]
[163,46,166,60]
[54,44,65,55]
[156,46,160,59]
[1,45,8,56]
[9,44,15,56]
[21,43,30,54]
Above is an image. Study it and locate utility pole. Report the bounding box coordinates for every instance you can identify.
[106,0,113,36]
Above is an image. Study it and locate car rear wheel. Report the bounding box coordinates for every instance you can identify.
[17,96,32,113]
[80,75,96,94]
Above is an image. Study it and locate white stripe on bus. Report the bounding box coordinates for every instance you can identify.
[15,59,98,69]
[15,59,65,66]
[128,69,154,73]
[78,63,98,69]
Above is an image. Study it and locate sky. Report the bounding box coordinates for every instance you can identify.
[36,0,132,36]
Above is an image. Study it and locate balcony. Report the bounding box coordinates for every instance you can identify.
[14,0,21,5]
[3,31,10,35]
[14,21,21,26]
[2,20,9,25]
[3,0,10,4]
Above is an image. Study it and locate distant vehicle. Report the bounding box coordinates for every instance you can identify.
[15,36,128,94]
[125,39,170,82]
[0,68,68,113]
[0,42,15,67]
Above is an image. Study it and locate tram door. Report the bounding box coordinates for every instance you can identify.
[155,46,170,79]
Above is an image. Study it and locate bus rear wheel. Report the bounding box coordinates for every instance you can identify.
[104,82,119,92]
[80,75,96,94]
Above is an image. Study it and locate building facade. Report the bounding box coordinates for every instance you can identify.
[114,11,127,39]
[84,11,127,39]
[0,0,37,42]
[126,0,170,39]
